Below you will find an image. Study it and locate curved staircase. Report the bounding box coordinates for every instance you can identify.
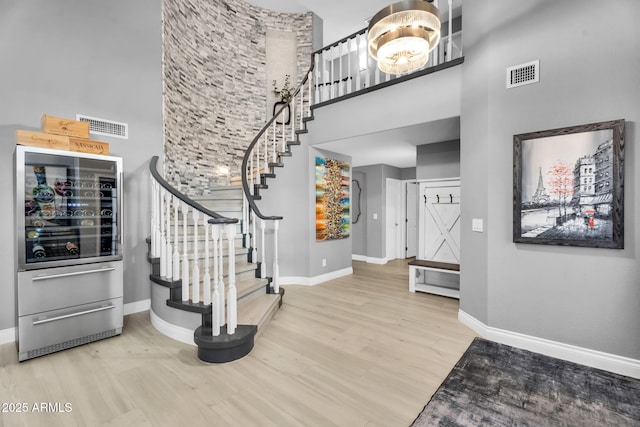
[147,159,283,363]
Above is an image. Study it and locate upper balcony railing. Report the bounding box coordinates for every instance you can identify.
[312,13,462,106]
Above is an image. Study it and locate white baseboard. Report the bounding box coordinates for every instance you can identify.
[351,255,388,265]
[124,298,151,315]
[0,327,15,345]
[280,267,353,286]
[458,310,640,379]
[149,309,196,347]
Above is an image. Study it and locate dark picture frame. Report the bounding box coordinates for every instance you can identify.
[513,119,625,248]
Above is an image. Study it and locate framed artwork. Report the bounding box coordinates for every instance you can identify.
[315,156,350,241]
[513,119,624,248]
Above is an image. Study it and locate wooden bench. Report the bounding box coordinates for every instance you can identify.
[408,259,460,299]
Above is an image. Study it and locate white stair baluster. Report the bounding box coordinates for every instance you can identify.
[299,83,304,130]
[364,33,371,89]
[150,179,157,257]
[165,190,172,279]
[251,209,257,264]
[272,121,277,164]
[159,188,167,278]
[447,0,453,64]
[181,202,190,302]
[218,224,226,327]
[153,181,162,258]
[330,46,335,100]
[192,209,200,304]
[263,132,269,176]
[249,147,254,190]
[308,70,313,115]
[226,223,237,334]
[290,94,295,143]
[272,220,279,294]
[211,224,220,336]
[172,195,180,281]
[347,38,352,95]
[321,49,326,102]
[202,216,211,306]
[281,109,286,153]
[255,136,260,187]
[338,41,344,97]
[260,219,266,279]
[314,53,320,104]
[356,33,362,90]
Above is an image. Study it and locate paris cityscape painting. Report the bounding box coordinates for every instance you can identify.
[513,119,625,249]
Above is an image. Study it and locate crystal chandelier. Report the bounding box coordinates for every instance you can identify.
[367,0,441,75]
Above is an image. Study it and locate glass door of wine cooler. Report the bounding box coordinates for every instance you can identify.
[16,146,123,270]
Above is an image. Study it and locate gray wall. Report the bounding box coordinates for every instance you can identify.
[461,0,640,358]
[0,0,163,330]
[351,171,366,256]
[351,164,402,260]
[416,140,460,180]
[256,141,352,280]
[399,167,417,181]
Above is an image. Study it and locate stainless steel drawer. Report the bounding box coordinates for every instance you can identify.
[18,261,123,316]
[17,297,123,361]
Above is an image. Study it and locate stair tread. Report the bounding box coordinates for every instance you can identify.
[237,293,280,327]
[236,276,268,298]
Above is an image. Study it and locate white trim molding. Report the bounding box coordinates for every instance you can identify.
[351,255,388,265]
[458,310,640,379]
[149,309,196,346]
[124,299,151,315]
[280,267,353,286]
[0,327,15,345]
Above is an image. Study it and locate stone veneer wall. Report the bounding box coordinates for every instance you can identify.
[162,0,313,195]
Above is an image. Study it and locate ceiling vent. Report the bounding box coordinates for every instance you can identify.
[76,114,128,139]
[506,60,539,89]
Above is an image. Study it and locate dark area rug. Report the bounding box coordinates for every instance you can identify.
[412,338,640,426]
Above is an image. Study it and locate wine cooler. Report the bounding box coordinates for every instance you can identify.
[14,145,124,361]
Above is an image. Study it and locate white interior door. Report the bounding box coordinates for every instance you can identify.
[418,179,461,264]
[386,178,403,261]
[405,182,418,258]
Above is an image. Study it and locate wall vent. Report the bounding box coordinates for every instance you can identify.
[506,60,539,89]
[76,114,128,139]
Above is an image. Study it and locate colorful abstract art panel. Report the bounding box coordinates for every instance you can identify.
[315,157,350,241]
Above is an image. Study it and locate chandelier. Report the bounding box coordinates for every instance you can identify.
[367,0,441,75]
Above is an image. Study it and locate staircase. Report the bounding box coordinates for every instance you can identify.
[148,160,283,363]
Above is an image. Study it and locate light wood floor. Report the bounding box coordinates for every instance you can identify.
[0,259,477,427]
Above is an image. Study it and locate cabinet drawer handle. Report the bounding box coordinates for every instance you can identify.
[32,267,116,281]
[33,305,115,326]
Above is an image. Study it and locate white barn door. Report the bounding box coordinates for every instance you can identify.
[418,179,461,264]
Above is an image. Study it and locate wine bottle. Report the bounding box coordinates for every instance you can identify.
[65,242,79,255]
[32,166,56,220]
[32,244,46,259]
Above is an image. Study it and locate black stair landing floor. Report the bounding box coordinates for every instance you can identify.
[194,324,257,363]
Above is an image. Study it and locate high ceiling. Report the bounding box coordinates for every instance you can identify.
[246,0,461,45]
[246,0,463,168]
